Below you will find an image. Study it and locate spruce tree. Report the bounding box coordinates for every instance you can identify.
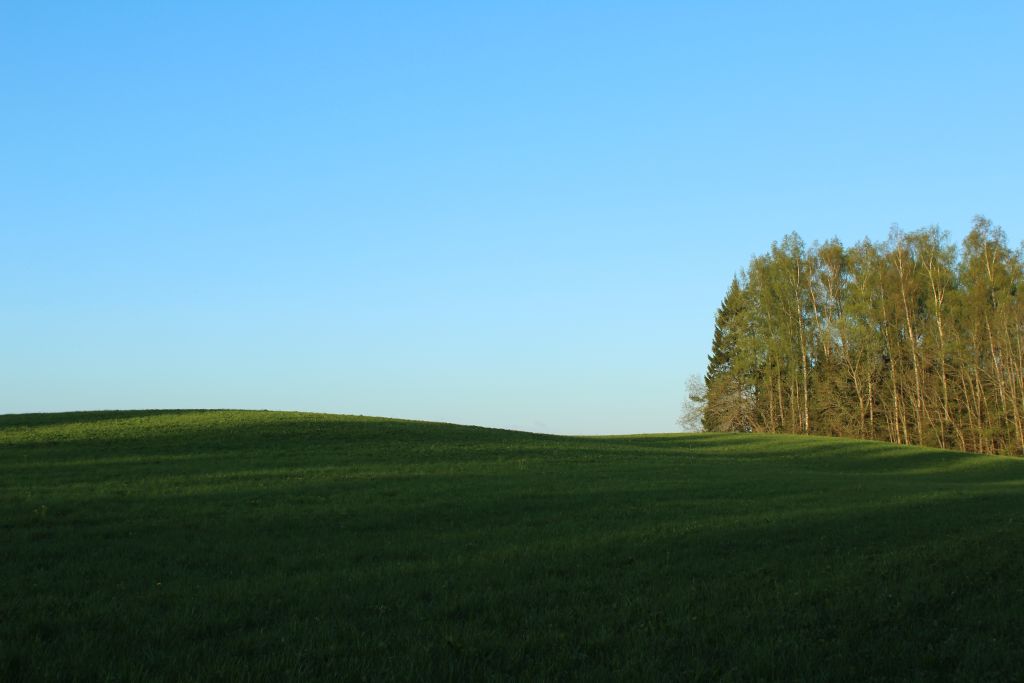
[703,277,745,431]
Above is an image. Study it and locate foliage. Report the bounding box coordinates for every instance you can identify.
[702,277,754,432]
[677,374,706,431]
[696,217,1024,456]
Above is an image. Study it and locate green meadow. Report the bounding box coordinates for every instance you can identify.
[2,410,1023,681]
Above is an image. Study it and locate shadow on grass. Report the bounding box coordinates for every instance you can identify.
[6,466,1024,680]
[585,431,1024,475]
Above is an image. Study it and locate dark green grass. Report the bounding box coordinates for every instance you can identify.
[2,410,1023,681]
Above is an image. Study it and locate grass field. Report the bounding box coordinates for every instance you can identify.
[2,410,1023,681]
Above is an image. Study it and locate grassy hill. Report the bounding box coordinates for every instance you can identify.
[2,410,1023,681]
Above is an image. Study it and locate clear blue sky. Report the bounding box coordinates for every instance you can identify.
[3,2,1022,434]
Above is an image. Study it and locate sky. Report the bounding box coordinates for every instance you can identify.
[2,2,1023,434]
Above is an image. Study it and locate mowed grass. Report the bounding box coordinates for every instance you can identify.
[2,411,1024,681]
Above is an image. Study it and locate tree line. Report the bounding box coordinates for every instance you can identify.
[687,216,1024,456]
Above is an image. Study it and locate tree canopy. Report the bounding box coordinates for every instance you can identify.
[691,217,1024,456]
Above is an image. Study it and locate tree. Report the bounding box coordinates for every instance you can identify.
[678,374,707,431]
[702,277,754,431]
[692,217,1024,455]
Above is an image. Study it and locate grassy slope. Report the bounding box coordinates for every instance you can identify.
[2,410,1023,681]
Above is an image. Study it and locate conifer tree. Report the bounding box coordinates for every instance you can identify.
[703,277,753,431]
[705,278,741,386]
